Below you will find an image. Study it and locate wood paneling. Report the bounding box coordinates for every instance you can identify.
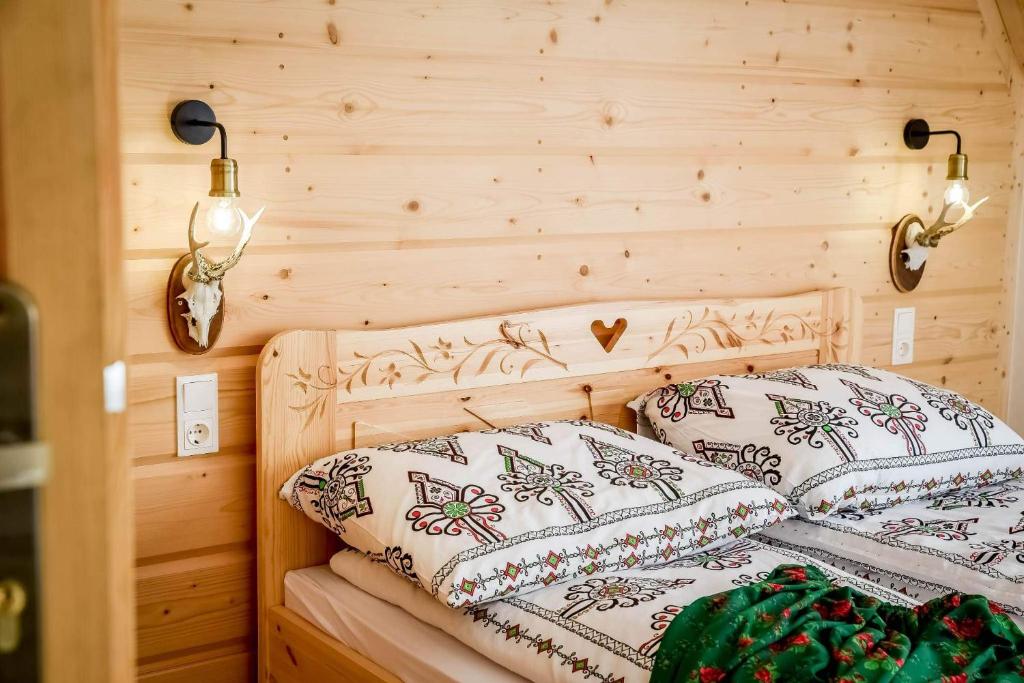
[978,0,1024,430]
[135,454,254,559]
[120,1,1020,678]
[122,158,1013,251]
[136,546,253,660]
[139,651,253,683]
[1010,74,1024,431]
[994,0,1024,69]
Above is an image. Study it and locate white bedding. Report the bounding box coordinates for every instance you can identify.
[306,538,917,683]
[759,477,1024,624]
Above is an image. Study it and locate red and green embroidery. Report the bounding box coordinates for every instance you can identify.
[290,452,373,534]
[558,576,694,621]
[379,435,468,465]
[497,444,595,523]
[651,564,1024,683]
[693,440,782,487]
[767,393,859,463]
[656,380,735,422]
[406,471,506,544]
[581,433,684,502]
[843,379,928,457]
[905,376,996,447]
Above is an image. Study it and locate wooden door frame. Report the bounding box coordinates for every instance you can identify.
[0,0,135,681]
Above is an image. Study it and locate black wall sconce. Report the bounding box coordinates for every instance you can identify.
[890,119,987,293]
[166,100,264,354]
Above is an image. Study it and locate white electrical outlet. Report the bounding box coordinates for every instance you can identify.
[185,421,211,447]
[891,307,916,366]
[177,373,219,456]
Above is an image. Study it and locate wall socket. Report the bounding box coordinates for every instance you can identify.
[176,373,219,456]
[891,307,916,366]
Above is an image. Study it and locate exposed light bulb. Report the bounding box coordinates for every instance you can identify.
[943,179,969,205]
[205,197,242,238]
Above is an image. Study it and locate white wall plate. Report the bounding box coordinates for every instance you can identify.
[891,307,915,366]
[176,372,219,456]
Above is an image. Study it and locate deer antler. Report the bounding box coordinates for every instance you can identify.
[185,202,211,282]
[914,195,988,248]
[184,203,264,284]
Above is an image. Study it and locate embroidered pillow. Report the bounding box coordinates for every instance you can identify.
[281,419,793,607]
[638,364,1024,519]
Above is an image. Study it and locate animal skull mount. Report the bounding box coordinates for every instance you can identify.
[166,202,264,354]
[889,194,987,293]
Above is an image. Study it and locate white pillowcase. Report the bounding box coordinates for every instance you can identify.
[638,364,1024,518]
[281,419,793,607]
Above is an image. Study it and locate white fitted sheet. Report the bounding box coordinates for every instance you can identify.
[285,565,527,683]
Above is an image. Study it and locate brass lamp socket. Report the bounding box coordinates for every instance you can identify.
[209,158,240,198]
[946,153,968,182]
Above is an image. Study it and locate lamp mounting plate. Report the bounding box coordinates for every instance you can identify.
[903,119,930,150]
[170,100,217,146]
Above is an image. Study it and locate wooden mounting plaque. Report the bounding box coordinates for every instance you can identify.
[166,253,225,354]
[890,215,927,293]
[255,288,861,683]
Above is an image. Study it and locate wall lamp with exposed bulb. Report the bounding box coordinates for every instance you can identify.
[166,99,265,354]
[890,119,988,293]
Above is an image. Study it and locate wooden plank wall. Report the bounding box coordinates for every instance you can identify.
[986,0,1024,429]
[119,1,1021,680]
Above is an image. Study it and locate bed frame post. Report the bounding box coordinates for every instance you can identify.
[257,330,338,682]
[821,287,862,363]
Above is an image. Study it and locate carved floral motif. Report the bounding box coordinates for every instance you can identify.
[286,364,337,430]
[287,321,566,423]
[285,305,848,427]
[337,321,566,391]
[646,307,846,364]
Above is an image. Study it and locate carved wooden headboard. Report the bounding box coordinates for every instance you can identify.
[255,288,860,675]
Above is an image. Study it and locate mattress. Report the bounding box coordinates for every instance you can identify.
[759,477,1024,624]
[284,565,527,683]
[289,537,917,683]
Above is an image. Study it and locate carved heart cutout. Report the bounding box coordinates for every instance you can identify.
[591,318,628,353]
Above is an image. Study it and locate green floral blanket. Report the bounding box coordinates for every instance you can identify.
[651,565,1024,683]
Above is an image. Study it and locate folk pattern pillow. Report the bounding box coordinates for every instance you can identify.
[639,364,1024,519]
[281,420,793,607]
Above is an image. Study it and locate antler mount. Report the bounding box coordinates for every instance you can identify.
[889,195,988,293]
[167,201,264,354]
